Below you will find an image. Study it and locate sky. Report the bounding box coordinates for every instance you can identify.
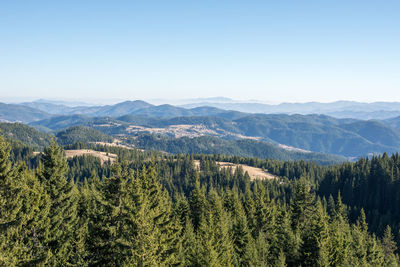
[0,0,400,104]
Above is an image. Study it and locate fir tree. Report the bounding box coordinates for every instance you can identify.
[39,140,81,265]
[0,136,49,265]
[189,174,206,232]
[382,226,398,266]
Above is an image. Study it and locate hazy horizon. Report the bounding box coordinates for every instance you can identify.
[0,96,400,106]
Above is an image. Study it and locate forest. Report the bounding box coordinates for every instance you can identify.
[1,133,400,266]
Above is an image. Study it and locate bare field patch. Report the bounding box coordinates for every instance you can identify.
[64,149,117,164]
[90,138,134,150]
[125,123,262,141]
[126,124,220,138]
[193,160,278,181]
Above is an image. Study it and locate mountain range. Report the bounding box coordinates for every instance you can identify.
[0,122,345,165]
[180,100,400,120]
[2,99,400,159]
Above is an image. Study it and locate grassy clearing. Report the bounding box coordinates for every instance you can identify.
[193,160,278,181]
[64,149,117,164]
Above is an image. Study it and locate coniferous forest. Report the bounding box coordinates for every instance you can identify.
[3,0,400,265]
[1,134,400,266]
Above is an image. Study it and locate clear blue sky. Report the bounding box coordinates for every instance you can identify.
[1,0,399,103]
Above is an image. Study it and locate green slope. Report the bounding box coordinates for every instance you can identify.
[0,122,53,150]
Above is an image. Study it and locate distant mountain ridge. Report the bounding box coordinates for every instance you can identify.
[180,100,400,120]
[12,99,400,121]
[3,99,400,158]
[4,100,242,120]
[0,102,52,123]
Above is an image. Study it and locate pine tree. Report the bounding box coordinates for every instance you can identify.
[0,135,21,265]
[243,187,257,239]
[189,174,206,232]
[87,162,136,266]
[327,193,351,266]
[231,210,256,266]
[39,140,80,265]
[87,164,180,266]
[276,250,287,267]
[132,166,180,266]
[299,199,329,267]
[275,207,298,265]
[0,136,49,265]
[173,193,191,229]
[195,209,233,267]
[290,177,315,232]
[255,231,269,267]
[366,234,384,266]
[179,220,196,265]
[205,189,234,266]
[382,226,398,266]
[351,209,369,265]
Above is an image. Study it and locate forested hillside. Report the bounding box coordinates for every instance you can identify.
[1,100,400,158]
[0,122,52,150]
[1,134,400,266]
[56,126,114,145]
[131,133,345,165]
[29,110,400,158]
[1,122,344,164]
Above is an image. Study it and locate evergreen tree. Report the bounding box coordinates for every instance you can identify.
[276,207,298,265]
[0,136,49,265]
[87,163,136,266]
[189,174,207,232]
[382,226,398,266]
[39,140,81,265]
[327,193,351,266]
[351,209,369,265]
[132,166,180,266]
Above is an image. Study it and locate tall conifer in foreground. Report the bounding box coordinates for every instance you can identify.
[39,140,81,265]
[86,162,135,266]
[0,136,50,265]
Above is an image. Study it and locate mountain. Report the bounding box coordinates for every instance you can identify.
[181,100,400,120]
[0,102,52,123]
[17,99,400,120]
[18,118,345,164]
[56,126,114,145]
[131,104,244,119]
[21,101,78,114]
[384,116,400,129]
[338,120,400,147]
[133,133,345,165]
[326,110,400,120]
[20,99,246,119]
[3,99,399,158]
[29,114,95,131]
[231,114,398,157]
[86,100,155,117]
[30,112,400,158]
[131,104,189,118]
[29,114,129,133]
[20,100,155,117]
[0,122,52,150]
